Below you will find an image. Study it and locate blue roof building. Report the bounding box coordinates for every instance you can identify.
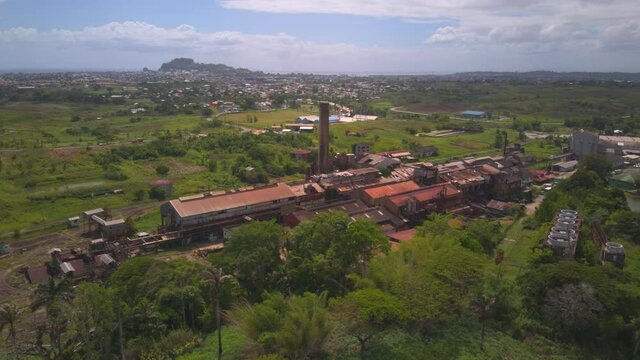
[460,110,489,118]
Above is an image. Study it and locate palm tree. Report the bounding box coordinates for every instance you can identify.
[30,277,73,315]
[630,317,640,358]
[472,291,496,351]
[0,302,23,360]
[203,267,233,360]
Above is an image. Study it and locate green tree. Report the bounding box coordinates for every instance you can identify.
[133,189,145,201]
[493,129,503,149]
[471,288,496,351]
[70,283,118,359]
[155,164,170,176]
[332,288,409,352]
[203,267,234,360]
[286,212,389,295]
[31,278,73,315]
[227,292,330,359]
[579,154,612,182]
[222,221,285,300]
[605,210,640,244]
[0,303,23,359]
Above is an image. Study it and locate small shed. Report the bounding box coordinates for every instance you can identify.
[68,216,80,228]
[0,243,10,255]
[551,160,578,172]
[415,145,439,158]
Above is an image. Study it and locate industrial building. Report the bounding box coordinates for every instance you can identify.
[352,142,371,156]
[459,110,489,119]
[283,199,405,233]
[161,182,297,230]
[383,182,463,222]
[544,209,581,259]
[570,130,640,162]
[361,180,421,206]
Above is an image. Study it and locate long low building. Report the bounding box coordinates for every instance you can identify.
[161,182,297,229]
[383,182,463,221]
[361,180,421,206]
[283,199,405,233]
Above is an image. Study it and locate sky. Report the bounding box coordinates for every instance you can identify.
[0,0,639,73]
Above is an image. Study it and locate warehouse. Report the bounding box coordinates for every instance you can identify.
[161,182,297,229]
[383,182,462,221]
[361,180,421,206]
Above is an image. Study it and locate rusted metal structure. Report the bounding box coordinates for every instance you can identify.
[318,101,331,174]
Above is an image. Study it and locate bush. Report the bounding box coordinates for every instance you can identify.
[149,186,167,200]
[105,167,128,181]
[134,189,145,201]
[156,164,170,176]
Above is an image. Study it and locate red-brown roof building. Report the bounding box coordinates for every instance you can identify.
[161,183,297,229]
[383,182,463,221]
[361,180,421,206]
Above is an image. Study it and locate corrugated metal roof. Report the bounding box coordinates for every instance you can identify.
[60,262,76,274]
[169,183,296,218]
[364,180,421,200]
[388,182,461,207]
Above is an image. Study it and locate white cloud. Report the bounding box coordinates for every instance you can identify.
[0,21,638,72]
[222,0,640,52]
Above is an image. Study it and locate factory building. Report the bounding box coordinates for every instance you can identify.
[383,182,462,222]
[361,180,421,207]
[570,130,599,159]
[283,199,405,233]
[161,182,297,230]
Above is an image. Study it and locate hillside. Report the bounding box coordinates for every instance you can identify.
[158,58,256,75]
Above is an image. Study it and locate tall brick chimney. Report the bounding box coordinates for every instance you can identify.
[318,101,330,174]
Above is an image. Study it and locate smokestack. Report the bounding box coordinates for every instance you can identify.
[318,101,330,174]
[503,131,508,155]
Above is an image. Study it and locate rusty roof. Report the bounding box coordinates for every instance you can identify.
[388,228,417,242]
[169,183,296,218]
[363,180,421,200]
[26,266,49,284]
[388,182,461,207]
[440,168,485,185]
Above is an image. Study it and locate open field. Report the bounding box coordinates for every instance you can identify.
[0,102,204,148]
[217,105,317,129]
[380,82,640,125]
[0,98,566,239]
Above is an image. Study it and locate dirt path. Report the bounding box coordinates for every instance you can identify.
[526,194,544,215]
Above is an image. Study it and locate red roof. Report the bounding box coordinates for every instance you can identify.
[388,182,461,207]
[26,266,49,284]
[363,180,421,200]
[291,149,312,155]
[151,179,173,186]
[486,199,513,211]
[169,183,296,218]
[348,167,380,176]
[388,228,417,242]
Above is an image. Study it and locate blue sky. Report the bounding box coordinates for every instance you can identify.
[0,0,639,72]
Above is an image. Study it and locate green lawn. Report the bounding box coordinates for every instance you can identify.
[218,106,317,129]
[498,220,544,279]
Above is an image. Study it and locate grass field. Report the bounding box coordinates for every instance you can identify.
[218,105,317,129]
[0,102,204,148]
[379,82,640,124]
[498,219,545,279]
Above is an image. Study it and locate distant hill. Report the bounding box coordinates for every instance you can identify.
[158,58,257,75]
